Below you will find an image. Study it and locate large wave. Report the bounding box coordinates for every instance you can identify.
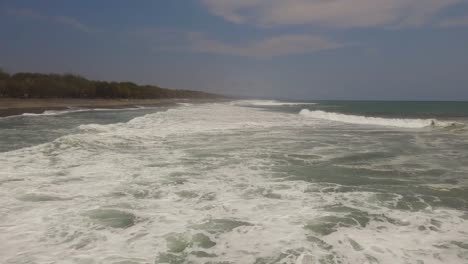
[299,109,455,128]
[233,100,317,107]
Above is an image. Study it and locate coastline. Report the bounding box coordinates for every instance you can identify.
[0,98,223,117]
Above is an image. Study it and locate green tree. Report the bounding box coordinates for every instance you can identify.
[0,69,8,97]
[0,71,220,99]
[0,68,9,80]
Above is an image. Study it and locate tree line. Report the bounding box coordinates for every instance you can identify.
[0,70,219,99]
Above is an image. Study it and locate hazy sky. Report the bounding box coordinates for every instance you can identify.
[1,0,468,100]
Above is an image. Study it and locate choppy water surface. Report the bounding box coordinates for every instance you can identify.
[1,101,468,264]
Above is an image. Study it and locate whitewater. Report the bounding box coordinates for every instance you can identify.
[1,101,468,264]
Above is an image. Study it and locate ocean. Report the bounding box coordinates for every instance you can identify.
[1,100,468,264]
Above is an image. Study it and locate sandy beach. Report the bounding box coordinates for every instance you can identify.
[0,98,205,117]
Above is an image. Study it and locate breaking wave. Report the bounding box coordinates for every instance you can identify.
[299,109,456,128]
[233,100,317,107]
[2,103,468,264]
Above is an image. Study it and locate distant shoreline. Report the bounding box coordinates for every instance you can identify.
[0,72,225,104]
[0,98,225,118]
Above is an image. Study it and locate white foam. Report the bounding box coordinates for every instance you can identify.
[0,107,157,120]
[299,109,453,128]
[21,108,92,116]
[1,103,467,264]
[233,100,317,107]
[177,102,193,106]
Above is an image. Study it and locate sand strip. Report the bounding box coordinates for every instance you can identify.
[0,98,210,117]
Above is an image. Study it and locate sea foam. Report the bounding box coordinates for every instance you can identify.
[233,100,317,107]
[299,109,453,128]
[1,103,467,264]
[1,107,156,119]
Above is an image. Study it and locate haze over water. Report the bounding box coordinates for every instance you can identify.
[1,100,468,264]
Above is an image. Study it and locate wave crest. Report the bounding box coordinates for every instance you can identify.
[299,109,455,128]
[233,100,317,107]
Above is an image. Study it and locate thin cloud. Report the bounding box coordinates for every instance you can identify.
[437,16,468,28]
[201,0,462,29]
[188,33,346,58]
[7,8,46,20]
[135,29,347,58]
[7,8,97,33]
[55,16,97,33]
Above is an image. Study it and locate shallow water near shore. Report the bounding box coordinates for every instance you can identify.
[1,100,468,264]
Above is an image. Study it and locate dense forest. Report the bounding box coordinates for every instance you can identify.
[0,70,220,99]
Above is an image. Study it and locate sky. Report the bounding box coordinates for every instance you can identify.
[1,0,468,100]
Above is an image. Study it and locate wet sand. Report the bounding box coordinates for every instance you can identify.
[0,98,187,117]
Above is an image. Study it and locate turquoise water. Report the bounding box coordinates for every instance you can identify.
[0,101,467,264]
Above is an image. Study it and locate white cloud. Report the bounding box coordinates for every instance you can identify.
[136,29,346,58]
[7,8,97,33]
[201,0,463,28]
